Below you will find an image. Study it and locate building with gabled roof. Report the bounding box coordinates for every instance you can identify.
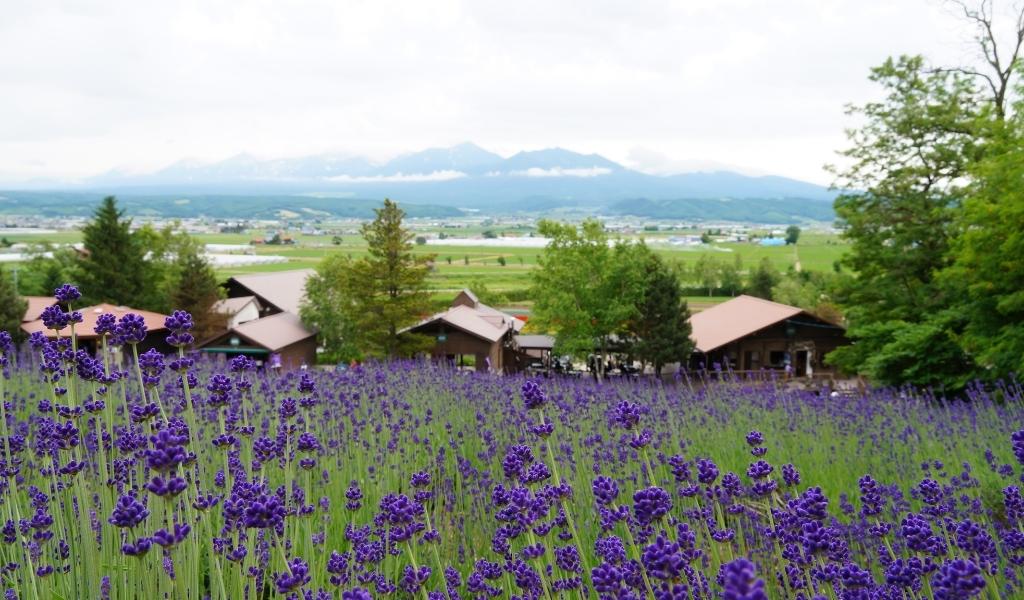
[21,303,172,353]
[199,311,317,369]
[687,295,846,377]
[223,269,314,317]
[402,289,525,372]
[213,295,261,329]
[22,296,56,322]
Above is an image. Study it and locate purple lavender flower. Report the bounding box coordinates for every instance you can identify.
[40,305,69,331]
[164,310,194,347]
[115,313,147,344]
[717,558,767,600]
[521,379,546,410]
[109,495,149,528]
[931,559,986,599]
[633,486,672,525]
[53,284,81,303]
[274,557,312,593]
[592,476,619,506]
[610,400,641,430]
[94,313,117,336]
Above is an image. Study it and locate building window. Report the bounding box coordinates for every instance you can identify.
[744,351,760,370]
[768,351,788,368]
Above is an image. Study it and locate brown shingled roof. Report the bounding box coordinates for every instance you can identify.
[21,303,168,340]
[22,296,56,322]
[688,295,804,353]
[229,312,316,351]
[228,269,313,315]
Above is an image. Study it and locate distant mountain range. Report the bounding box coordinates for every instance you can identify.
[4,143,838,222]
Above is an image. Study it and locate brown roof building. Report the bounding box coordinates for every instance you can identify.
[223,270,314,317]
[200,312,317,369]
[688,295,847,377]
[403,290,526,372]
[22,296,56,323]
[21,303,172,353]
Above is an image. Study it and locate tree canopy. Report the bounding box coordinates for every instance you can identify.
[302,199,433,360]
[827,2,1024,389]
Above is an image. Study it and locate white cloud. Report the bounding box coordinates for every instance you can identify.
[323,170,466,183]
[0,0,1007,185]
[510,167,613,178]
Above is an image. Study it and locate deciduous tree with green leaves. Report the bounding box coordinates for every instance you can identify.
[746,257,779,300]
[825,53,1007,387]
[0,266,27,342]
[300,254,361,363]
[941,120,1024,378]
[530,219,646,380]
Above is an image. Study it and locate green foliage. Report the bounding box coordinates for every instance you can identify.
[827,312,972,389]
[771,269,847,324]
[827,55,987,388]
[496,256,506,267]
[166,240,225,343]
[693,253,720,296]
[466,279,508,306]
[530,219,647,376]
[347,199,435,358]
[785,225,801,245]
[300,254,362,363]
[746,257,779,300]
[626,253,693,375]
[720,254,744,296]
[415,236,427,245]
[78,196,156,308]
[0,266,27,342]
[300,201,434,360]
[941,122,1024,376]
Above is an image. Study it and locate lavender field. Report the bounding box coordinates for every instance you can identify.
[1,291,1023,599]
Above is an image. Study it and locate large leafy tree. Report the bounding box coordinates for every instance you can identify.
[626,253,693,376]
[347,199,434,358]
[826,2,1024,389]
[300,254,361,363]
[826,56,987,388]
[79,196,154,308]
[941,121,1024,377]
[529,219,646,379]
[745,257,779,300]
[0,266,27,342]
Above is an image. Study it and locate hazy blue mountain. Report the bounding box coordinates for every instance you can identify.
[21,143,837,222]
[499,148,623,173]
[380,142,504,175]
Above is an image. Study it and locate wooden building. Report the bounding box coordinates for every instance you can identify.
[688,295,846,377]
[403,290,525,373]
[21,303,173,354]
[213,296,262,329]
[223,269,314,317]
[199,312,317,369]
[22,296,57,323]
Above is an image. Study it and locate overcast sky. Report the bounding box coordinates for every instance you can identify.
[0,0,1009,185]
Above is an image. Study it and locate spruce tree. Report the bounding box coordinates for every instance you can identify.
[168,242,226,343]
[347,199,434,357]
[628,254,693,376]
[79,196,151,307]
[0,266,27,342]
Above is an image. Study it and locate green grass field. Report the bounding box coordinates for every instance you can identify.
[3,229,848,305]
